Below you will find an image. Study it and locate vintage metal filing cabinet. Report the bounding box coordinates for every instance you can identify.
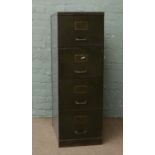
[51,12,104,146]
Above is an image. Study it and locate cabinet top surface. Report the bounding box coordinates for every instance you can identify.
[54,12,104,16]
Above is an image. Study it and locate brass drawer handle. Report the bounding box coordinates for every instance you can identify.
[74,69,87,74]
[74,130,88,135]
[75,38,87,41]
[75,100,87,105]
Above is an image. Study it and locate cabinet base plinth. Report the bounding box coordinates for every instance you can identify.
[59,137,103,147]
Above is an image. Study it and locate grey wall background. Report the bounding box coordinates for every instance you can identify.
[32,0,123,117]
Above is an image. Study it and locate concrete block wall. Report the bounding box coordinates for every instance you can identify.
[32,0,123,117]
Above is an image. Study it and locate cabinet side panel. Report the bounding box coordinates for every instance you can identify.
[51,14,59,138]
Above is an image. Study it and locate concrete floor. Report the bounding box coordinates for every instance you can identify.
[32,118,123,155]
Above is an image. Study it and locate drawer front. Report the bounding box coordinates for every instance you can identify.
[59,93,102,110]
[59,79,103,110]
[59,47,103,79]
[59,111,102,139]
[58,14,104,47]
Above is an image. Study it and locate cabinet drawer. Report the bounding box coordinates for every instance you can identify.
[59,78,103,110]
[58,14,104,47]
[59,111,103,140]
[59,47,103,79]
[59,93,102,110]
